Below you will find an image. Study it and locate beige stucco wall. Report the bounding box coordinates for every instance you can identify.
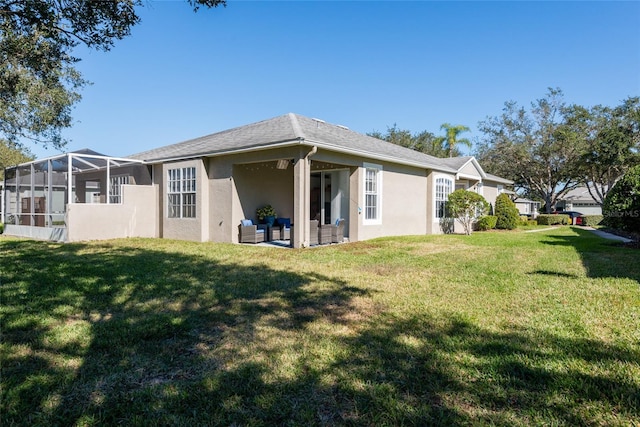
[66,185,158,242]
[354,162,428,241]
[160,159,209,242]
[458,161,482,179]
[481,181,502,210]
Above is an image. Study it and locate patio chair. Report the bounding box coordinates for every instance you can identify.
[318,223,332,245]
[276,217,291,240]
[331,218,345,243]
[238,219,265,244]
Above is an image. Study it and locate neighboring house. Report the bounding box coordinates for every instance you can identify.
[514,198,540,217]
[2,113,513,246]
[556,186,602,215]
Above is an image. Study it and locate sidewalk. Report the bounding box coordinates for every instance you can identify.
[582,227,634,243]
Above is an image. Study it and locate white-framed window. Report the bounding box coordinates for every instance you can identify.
[109,175,129,204]
[435,177,453,218]
[476,182,483,196]
[168,167,196,218]
[363,163,382,224]
[497,184,504,194]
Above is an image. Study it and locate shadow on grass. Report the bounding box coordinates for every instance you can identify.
[330,314,639,425]
[539,226,640,284]
[2,239,639,425]
[0,239,365,425]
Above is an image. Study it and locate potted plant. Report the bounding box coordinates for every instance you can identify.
[256,204,277,226]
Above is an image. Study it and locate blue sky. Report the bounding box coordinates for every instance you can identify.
[33,0,640,159]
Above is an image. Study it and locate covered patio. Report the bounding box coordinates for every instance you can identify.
[232,154,353,248]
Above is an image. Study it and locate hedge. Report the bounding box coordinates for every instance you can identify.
[476,215,497,231]
[0,223,3,234]
[495,193,520,230]
[579,215,603,226]
[537,214,569,225]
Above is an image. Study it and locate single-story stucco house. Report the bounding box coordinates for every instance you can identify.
[514,198,541,217]
[2,113,513,247]
[555,186,602,215]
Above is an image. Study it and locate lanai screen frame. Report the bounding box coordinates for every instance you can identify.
[1,151,146,229]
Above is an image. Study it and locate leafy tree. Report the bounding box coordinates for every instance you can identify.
[560,97,640,205]
[494,193,519,230]
[438,123,471,157]
[602,164,640,233]
[0,139,34,180]
[368,125,453,157]
[369,124,471,158]
[476,88,585,213]
[0,0,225,149]
[447,189,488,235]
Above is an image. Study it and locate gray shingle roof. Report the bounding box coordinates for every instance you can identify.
[438,156,475,170]
[484,173,513,184]
[129,113,457,172]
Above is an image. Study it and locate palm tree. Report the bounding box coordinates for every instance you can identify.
[439,123,472,157]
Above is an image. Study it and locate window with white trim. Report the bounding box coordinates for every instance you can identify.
[497,184,504,194]
[168,167,196,218]
[363,164,382,223]
[109,175,129,204]
[435,177,453,218]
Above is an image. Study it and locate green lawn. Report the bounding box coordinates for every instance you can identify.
[1,227,639,426]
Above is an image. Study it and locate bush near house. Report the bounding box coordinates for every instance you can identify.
[602,165,640,233]
[0,223,3,234]
[579,215,604,227]
[476,215,497,231]
[495,193,519,230]
[537,214,570,225]
[447,190,489,235]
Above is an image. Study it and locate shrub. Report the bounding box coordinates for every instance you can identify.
[447,190,489,235]
[0,223,3,234]
[537,214,569,225]
[602,165,640,233]
[519,215,530,225]
[256,204,277,222]
[527,219,538,226]
[476,215,497,231]
[580,215,603,227]
[495,193,519,230]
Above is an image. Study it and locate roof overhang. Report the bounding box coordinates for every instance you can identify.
[139,137,459,174]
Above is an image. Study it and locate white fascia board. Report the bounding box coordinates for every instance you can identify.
[456,173,482,181]
[303,139,458,174]
[140,139,304,165]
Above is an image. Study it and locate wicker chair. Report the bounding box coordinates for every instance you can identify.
[238,219,265,243]
[331,218,345,243]
[318,224,332,245]
[276,217,291,240]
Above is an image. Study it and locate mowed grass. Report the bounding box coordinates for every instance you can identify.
[1,227,638,426]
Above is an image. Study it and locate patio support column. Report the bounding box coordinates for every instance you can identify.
[292,146,316,248]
